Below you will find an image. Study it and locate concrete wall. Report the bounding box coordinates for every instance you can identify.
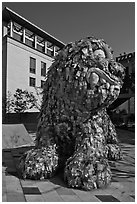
[2,37,7,100]
[4,112,39,125]
[7,37,53,92]
[4,36,54,112]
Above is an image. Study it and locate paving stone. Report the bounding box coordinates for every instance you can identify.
[112,190,135,202]
[42,190,64,202]
[111,181,125,188]
[35,179,50,185]
[72,189,100,202]
[22,186,41,195]
[56,187,75,195]
[20,179,37,187]
[2,177,7,196]
[91,187,117,195]
[5,175,23,194]
[2,177,6,187]
[36,180,56,193]
[7,192,26,202]
[2,193,7,202]
[118,182,135,194]
[25,195,44,202]
[78,194,100,202]
[60,194,82,202]
[95,194,120,202]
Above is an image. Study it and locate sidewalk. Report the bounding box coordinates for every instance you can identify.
[2,129,135,202]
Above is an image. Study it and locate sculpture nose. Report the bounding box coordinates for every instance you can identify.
[87,72,99,89]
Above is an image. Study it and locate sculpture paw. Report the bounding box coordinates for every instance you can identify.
[18,145,59,180]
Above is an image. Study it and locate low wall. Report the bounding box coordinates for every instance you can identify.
[2,124,34,149]
[3,112,40,124]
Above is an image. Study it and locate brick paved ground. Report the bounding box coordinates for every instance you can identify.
[2,128,135,202]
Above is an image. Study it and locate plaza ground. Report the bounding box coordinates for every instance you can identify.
[2,127,135,202]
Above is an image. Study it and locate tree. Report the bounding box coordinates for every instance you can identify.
[13,88,39,113]
[2,91,14,115]
[2,91,15,123]
[6,91,14,113]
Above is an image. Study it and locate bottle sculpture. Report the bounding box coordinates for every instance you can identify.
[19,36,125,190]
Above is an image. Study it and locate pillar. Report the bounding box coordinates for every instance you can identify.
[44,41,47,54]
[23,28,25,43]
[53,46,56,57]
[34,35,37,49]
[10,20,13,37]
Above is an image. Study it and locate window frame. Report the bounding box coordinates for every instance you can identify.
[41,80,45,89]
[29,77,36,87]
[41,61,46,77]
[30,57,36,74]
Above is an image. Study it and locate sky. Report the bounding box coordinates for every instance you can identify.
[2,1,135,57]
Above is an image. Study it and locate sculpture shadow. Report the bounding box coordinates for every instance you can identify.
[2,146,34,179]
[2,146,68,189]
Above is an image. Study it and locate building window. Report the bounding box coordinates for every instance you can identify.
[30,57,36,74]
[13,22,23,42]
[41,61,46,76]
[41,80,45,89]
[37,36,45,52]
[47,49,54,57]
[25,29,35,48]
[47,41,54,57]
[29,77,36,87]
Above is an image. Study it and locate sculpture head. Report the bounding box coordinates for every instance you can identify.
[46,36,125,113]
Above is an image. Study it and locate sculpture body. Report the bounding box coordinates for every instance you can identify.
[19,36,125,190]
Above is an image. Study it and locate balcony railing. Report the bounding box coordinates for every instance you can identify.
[6,20,61,58]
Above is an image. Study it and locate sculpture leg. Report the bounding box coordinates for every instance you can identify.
[106,116,122,160]
[18,143,59,180]
[64,134,112,191]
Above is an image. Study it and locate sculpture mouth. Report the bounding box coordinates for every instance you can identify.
[85,67,121,109]
[86,67,120,86]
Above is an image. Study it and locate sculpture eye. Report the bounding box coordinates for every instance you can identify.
[108,62,125,80]
[108,62,117,75]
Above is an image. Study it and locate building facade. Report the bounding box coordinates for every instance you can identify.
[116,52,135,115]
[108,52,135,127]
[2,7,65,114]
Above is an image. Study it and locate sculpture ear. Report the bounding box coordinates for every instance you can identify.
[102,44,113,60]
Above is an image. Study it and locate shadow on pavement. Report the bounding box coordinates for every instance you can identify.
[117,128,135,145]
[49,172,67,188]
[2,146,35,179]
[2,145,68,189]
